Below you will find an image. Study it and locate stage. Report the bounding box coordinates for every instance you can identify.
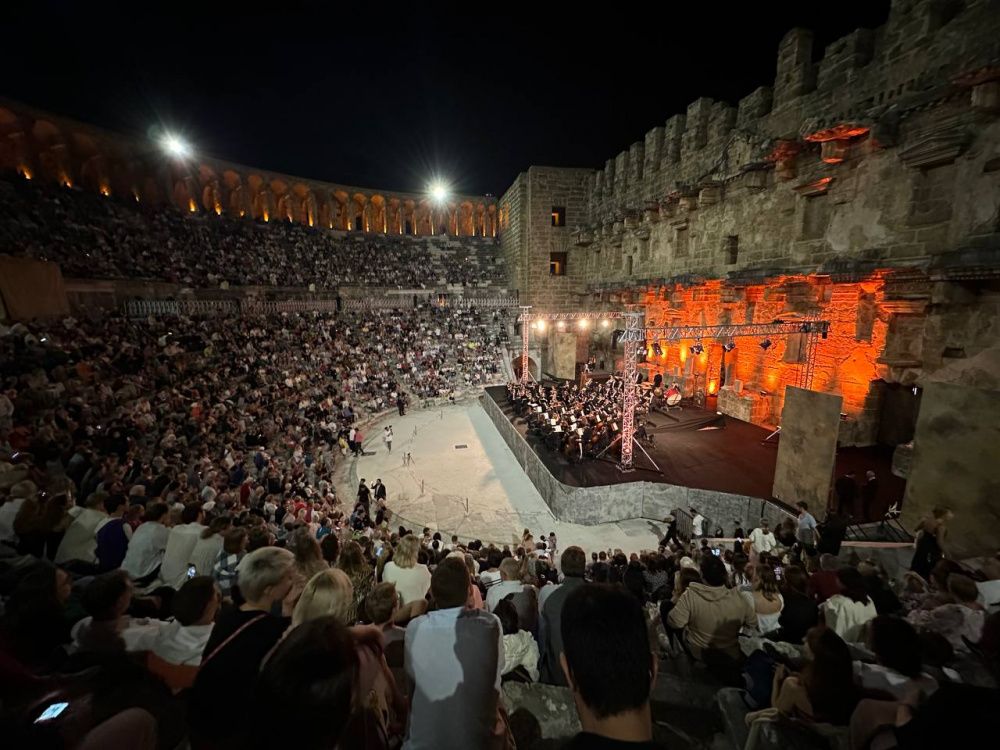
[483,386,903,526]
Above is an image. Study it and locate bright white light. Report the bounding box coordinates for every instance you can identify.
[160,133,191,159]
[537,320,546,332]
[429,181,450,203]
[601,319,611,328]
[578,319,589,329]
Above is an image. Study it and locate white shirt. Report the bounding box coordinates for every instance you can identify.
[749,528,777,553]
[54,507,108,563]
[160,522,207,587]
[121,521,170,579]
[0,497,27,543]
[404,606,503,749]
[822,594,878,643]
[382,561,432,605]
[189,534,225,577]
[485,579,527,612]
[692,514,705,536]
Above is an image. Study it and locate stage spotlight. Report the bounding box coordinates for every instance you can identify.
[557,320,566,330]
[601,319,610,328]
[723,342,736,352]
[160,133,191,159]
[537,320,546,332]
[578,319,589,330]
[690,342,704,356]
[760,338,772,350]
[429,181,450,203]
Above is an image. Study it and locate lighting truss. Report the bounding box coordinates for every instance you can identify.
[518,310,627,323]
[616,320,830,343]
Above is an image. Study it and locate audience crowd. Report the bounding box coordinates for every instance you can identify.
[0,176,505,288]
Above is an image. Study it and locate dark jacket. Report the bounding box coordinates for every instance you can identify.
[538,576,585,685]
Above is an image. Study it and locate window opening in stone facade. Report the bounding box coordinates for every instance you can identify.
[725,235,739,264]
[355,214,365,231]
[404,220,413,235]
[551,207,566,227]
[675,226,689,257]
[550,251,567,276]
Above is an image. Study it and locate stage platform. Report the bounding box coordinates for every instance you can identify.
[483,386,903,527]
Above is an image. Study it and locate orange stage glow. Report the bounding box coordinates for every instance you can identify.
[188,199,197,213]
[804,124,870,142]
[708,380,718,395]
[18,166,32,180]
[99,185,111,196]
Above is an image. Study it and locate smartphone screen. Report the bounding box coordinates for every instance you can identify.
[187,565,197,579]
[774,566,783,580]
[35,702,69,723]
[711,548,721,556]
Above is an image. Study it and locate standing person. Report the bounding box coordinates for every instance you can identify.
[353,428,364,456]
[833,471,859,517]
[860,470,879,522]
[403,557,504,749]
[397,393,406,416]
[910,507,953,581]
[660,515,680,547]
[690,508,705,540]
[796,502,820,558]
[382,535,432,607]
[748,519,776,558]
[373,478,387,504]
[383,425,393,453]
[357,479,371,513]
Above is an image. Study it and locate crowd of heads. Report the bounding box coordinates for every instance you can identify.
[0,175,505,288]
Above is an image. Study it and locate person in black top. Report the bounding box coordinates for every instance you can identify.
[833,471,858,517]
[773,565,818,644]
[560,584,665,749]
[188,546,294,749]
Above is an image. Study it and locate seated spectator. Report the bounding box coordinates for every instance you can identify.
[0,563,74,668]
[54,491,107,566]
[666,554,757,660]
[292,568,355,626]
[160,503,206,588]
[189,515,231,576]
[856,616,938,700]
[907,573,986,653]
[774,564,818,644]
[808,553,842,604]
[494,598,539,682]
[0,479,37,547]
[560,583,662,748]
[857,560,903,615]
[821,568,878,643]
[743,565,784,635]
[286,526,330,606]
[188,546,294,748]
[539,546,587,685]
[404,556,504,748]
[365,581,406,650]
[977,556,1000,614]
[94,494,132,572]
[337,540,375,624]
[249,617,359,750]
[121,502,171,584]
[485,556,529,612]
[71,569,137,654]
[212,527,247,600]
[382,534,432,607]
[771,626,860,725]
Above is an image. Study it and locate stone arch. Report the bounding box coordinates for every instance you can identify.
[401,199,417,235]
[79,154,108,194]
[458,201,475,236]
[247,174,270,220]
[0,107,24,173]
[332,189,350,230]
[369,194,387,233]
[290,183,315,226]
[350,193,368,231]
[32,120,71,185]
[487,204,498,237]
[172,177,197,213]
[221,170,246,217]
[511,356,540,380]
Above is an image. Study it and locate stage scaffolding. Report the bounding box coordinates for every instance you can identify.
[517,307,830,473]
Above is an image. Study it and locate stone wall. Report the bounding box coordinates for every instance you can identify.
[499,166,593,310]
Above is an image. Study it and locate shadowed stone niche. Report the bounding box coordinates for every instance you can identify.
[902,382,1000,559]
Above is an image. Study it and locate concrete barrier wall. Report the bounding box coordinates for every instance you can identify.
[479,393,795,529]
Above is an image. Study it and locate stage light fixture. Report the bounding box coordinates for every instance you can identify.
[557,320,566,330]
[537,320,546,332]
[578,319,588,330]
[601,319,610,328]
[800,322,811,332]
[160,133,191,159]
[723,342,736,352]
[690,342,704,356]
[652,342,663,357]
[760,338,772,350]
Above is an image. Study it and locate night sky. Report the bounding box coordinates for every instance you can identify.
[6,2,892,197]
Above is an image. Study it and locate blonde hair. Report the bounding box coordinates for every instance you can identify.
[292,568,355,627]
[237,546,294,602]
[393,535,420,569]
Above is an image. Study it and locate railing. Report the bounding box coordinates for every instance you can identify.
[242,299,340,314]
[340,296,414,311]
[125,299,239,317]
[452,295,519,309]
